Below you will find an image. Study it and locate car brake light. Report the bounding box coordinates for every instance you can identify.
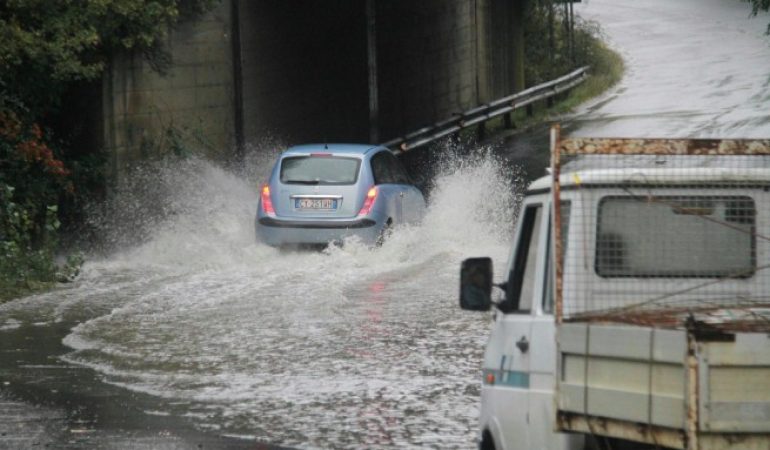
[311,153,332,157]
[261,184,275,215]
[357,187,378,216]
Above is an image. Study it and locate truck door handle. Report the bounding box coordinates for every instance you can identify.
[516,336,529,353]
[399,192,404,198]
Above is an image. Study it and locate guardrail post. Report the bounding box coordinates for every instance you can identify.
[477,122,486,141]
[504,113,512,129]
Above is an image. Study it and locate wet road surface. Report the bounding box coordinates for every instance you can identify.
[2,0,770,448]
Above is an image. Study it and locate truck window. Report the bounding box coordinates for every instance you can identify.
[596,196,755,278]
[504,204,543,312]
[543,202,571,314]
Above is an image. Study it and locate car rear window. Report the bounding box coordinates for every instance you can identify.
[280,156,361,185]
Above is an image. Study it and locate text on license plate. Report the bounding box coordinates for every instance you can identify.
[295,198,337,210]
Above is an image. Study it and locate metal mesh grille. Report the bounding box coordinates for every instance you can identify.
[551,130,770,332]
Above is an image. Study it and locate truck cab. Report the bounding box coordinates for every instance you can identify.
[462,181,582,450]
[460,130,770,450]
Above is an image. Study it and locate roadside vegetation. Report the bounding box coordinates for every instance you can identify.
[0,0,220,302]
[475,2,624,137]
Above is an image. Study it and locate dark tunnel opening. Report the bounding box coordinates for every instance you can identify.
[240,1,370,145]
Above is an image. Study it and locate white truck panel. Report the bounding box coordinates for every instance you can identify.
[557,322,770,448]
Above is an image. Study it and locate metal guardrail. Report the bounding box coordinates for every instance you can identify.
[381,66,589,154]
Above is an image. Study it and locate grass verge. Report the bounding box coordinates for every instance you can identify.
[468,31,624,139]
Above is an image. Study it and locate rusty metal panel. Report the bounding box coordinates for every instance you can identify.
[700,334,770,433]
[698,434,770,450]
[560,138,770,156]
[557,413,686,449]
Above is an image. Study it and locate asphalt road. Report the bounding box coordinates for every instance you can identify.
[2,0,770,448]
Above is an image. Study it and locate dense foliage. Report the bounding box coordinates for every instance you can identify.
[0,0,220,300]
[0,109,78,298]
[523,0,605,86]
[0,0,219,114]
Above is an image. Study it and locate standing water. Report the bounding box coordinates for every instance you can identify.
[571,0,770,138]
[1,146,521,449]
[4,0,770,448]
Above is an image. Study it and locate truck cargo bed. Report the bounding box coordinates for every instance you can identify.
[556,321,770,450]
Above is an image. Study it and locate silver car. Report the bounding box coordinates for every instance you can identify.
[255,144,426,247]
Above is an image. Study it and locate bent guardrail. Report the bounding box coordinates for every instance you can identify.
[381,66,588,154]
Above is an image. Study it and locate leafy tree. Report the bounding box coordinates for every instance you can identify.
[523,0,602,86]
[0,0,219,298]
[0,0,219,114]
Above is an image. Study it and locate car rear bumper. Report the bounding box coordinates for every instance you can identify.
[255,216,380,246]
[257,217,376,229]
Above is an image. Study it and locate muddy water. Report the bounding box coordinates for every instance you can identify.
[3,0,770,448]
[571,0,770,138]
[1,149,519,449]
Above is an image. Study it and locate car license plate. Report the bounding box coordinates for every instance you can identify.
[295,198,337,210]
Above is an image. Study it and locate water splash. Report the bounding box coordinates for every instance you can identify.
[3,140,525,449]
[79,141,521,276]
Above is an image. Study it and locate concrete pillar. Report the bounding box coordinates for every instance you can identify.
[475,0,491,103]
[513,0,526,92]
[367,0,379,144]
[231,0,245,162]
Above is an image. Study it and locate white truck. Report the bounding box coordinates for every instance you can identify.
[460,126,770,450]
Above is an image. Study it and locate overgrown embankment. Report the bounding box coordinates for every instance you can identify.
[479,3,623,136]
[0,1,219,302]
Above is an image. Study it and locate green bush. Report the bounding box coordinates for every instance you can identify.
[0,109,81,301]
[523,2,617,87]
[0,1,220,301]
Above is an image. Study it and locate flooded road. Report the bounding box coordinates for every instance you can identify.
[1,153,518,449]
[2,0,770,448]
[571,0,770,138]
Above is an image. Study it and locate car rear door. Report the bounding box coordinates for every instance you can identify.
[390,155,425,223]
[370,151,403,223]
[275,154,363,218]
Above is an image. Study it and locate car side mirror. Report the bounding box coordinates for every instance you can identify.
[459,257,493,311]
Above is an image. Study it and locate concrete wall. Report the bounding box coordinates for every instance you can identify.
[238,1,369,145]
[477,0,518,101]
[377,0,517,141]
[102,2,235,177]
[100,0,522,178]
[376,0,477,141]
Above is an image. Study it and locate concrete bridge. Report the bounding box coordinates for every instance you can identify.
[101,0,526,176]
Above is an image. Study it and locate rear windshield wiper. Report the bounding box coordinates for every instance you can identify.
[286,179,321,185]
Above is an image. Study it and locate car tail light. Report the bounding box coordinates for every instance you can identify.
[357,187,378,216]
[261,184,275,215]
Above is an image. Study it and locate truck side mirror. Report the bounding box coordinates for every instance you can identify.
[459,257,493,311]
